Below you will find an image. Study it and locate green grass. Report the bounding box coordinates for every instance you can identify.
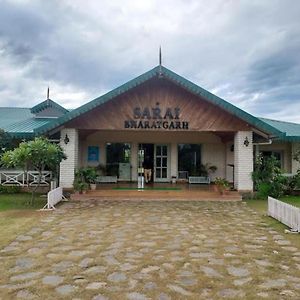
[0,193,47,211]
[244,196,300,248]
[279,195,300,207]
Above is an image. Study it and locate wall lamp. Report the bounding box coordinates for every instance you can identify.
[64,134,70,145]
[244,137,249,147]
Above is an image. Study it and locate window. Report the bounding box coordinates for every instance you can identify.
[106,143,131,177]
[260,150,283,169]
[178,144,201,177]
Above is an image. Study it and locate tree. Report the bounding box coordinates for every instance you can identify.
[1,137,67,205]
[0,129,14,156]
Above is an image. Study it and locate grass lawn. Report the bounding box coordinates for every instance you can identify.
[244,196,300,248]
[0,193,47,248]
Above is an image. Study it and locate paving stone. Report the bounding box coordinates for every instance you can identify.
[233,277,252,286]
[55,284,76,295]
[141,266,160,273]
[92,295,108,300]
[27,248,42,254]
[42,275,64,286]
[120,263,136,271]
[52,261,74,272]
[144,282,157,290]
[189,252,212,258]
[218,288,245,298]
[127,292,149,300]
[257,292,269,298]
[86,282,107,290]
[227,266,250,277]
[16,257,34,268]
[280,290,295,297]
[260,279,286,289]
[79,257,93,268]
[201,266,223,278]
[177,277,197,286]
[107,272,127,282]
[10,272,42,282]
[167,284,193,296]
[83,265,107,274]
[16,289,36,299]
[69,250,90,257]
[276,239,291,245]
[158,293,171,300]
[16,235,32,241]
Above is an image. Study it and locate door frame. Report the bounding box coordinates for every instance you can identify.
[154,144,170,182]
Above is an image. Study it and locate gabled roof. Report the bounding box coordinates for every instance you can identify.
[259,118,300,141]
[0,107,32,129]
[35,65,283,137]
[31,99,69,114]
[3,118,51,138]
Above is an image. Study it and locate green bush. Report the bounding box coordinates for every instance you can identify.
[0,185,22,194]
[252,154,285,198]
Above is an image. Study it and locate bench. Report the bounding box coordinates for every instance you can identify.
[188,176,210,184]
[96,176,118,183]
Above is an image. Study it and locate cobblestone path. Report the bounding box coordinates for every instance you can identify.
[0,200,300,299]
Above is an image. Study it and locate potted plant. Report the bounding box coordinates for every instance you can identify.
[85,167,98,190]
[214,177,230,195]
[171,175,177,184]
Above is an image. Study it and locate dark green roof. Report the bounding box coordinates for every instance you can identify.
[259,118,300,141]
[35,65,283,137]
[0,107,32,129]
[3,118,52,138]
[31,99,69,114]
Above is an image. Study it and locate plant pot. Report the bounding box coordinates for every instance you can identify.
[90,183,97,190]
[171,178,177,184]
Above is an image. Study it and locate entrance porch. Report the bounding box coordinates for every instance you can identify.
[71,182,242,201]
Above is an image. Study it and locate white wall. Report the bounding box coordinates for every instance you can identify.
[234,131,253,191]
[201,143,226,180]
[59,128,79,188]
[80,130,225,182]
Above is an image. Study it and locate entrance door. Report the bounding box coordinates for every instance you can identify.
[154,144,169,182]
[138,144,154,182]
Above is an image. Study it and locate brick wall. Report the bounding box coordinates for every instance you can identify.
[234,131,253,191]
[59,128,79,188]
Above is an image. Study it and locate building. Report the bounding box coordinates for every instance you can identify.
[1,65,300,191]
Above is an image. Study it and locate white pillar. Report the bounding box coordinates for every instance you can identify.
[170,143,178,178]
[292,142,300,174]
[59,128,79,189]
[234,131,253,191]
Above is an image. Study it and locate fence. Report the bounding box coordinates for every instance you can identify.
[268,196,300,232]
[0,170,52,186]
[42,187,65,210]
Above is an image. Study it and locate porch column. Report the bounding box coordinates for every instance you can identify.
[59,128,79,189]
[170,143,178,178]
[234,131,253,191]
[291,142,300,174]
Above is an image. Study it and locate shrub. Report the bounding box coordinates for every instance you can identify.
[252,154,285,198]
[0,185,22,194]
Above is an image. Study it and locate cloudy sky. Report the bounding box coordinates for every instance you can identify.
[1,0,300,122]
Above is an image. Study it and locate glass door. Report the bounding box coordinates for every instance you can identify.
[154,144,169,182]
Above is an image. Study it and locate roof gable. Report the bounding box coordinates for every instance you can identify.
[31,99,68,116]
[35,65,283,137]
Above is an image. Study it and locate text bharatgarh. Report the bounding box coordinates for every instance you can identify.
[124,105,189,130]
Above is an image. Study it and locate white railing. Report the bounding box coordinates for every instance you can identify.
[268,196,300,232]
[0,170,52,186]
[42,187,66,210]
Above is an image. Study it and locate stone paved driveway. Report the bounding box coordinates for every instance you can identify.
[0,200,300,299]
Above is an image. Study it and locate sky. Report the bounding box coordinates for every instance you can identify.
[1,0,300,122]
